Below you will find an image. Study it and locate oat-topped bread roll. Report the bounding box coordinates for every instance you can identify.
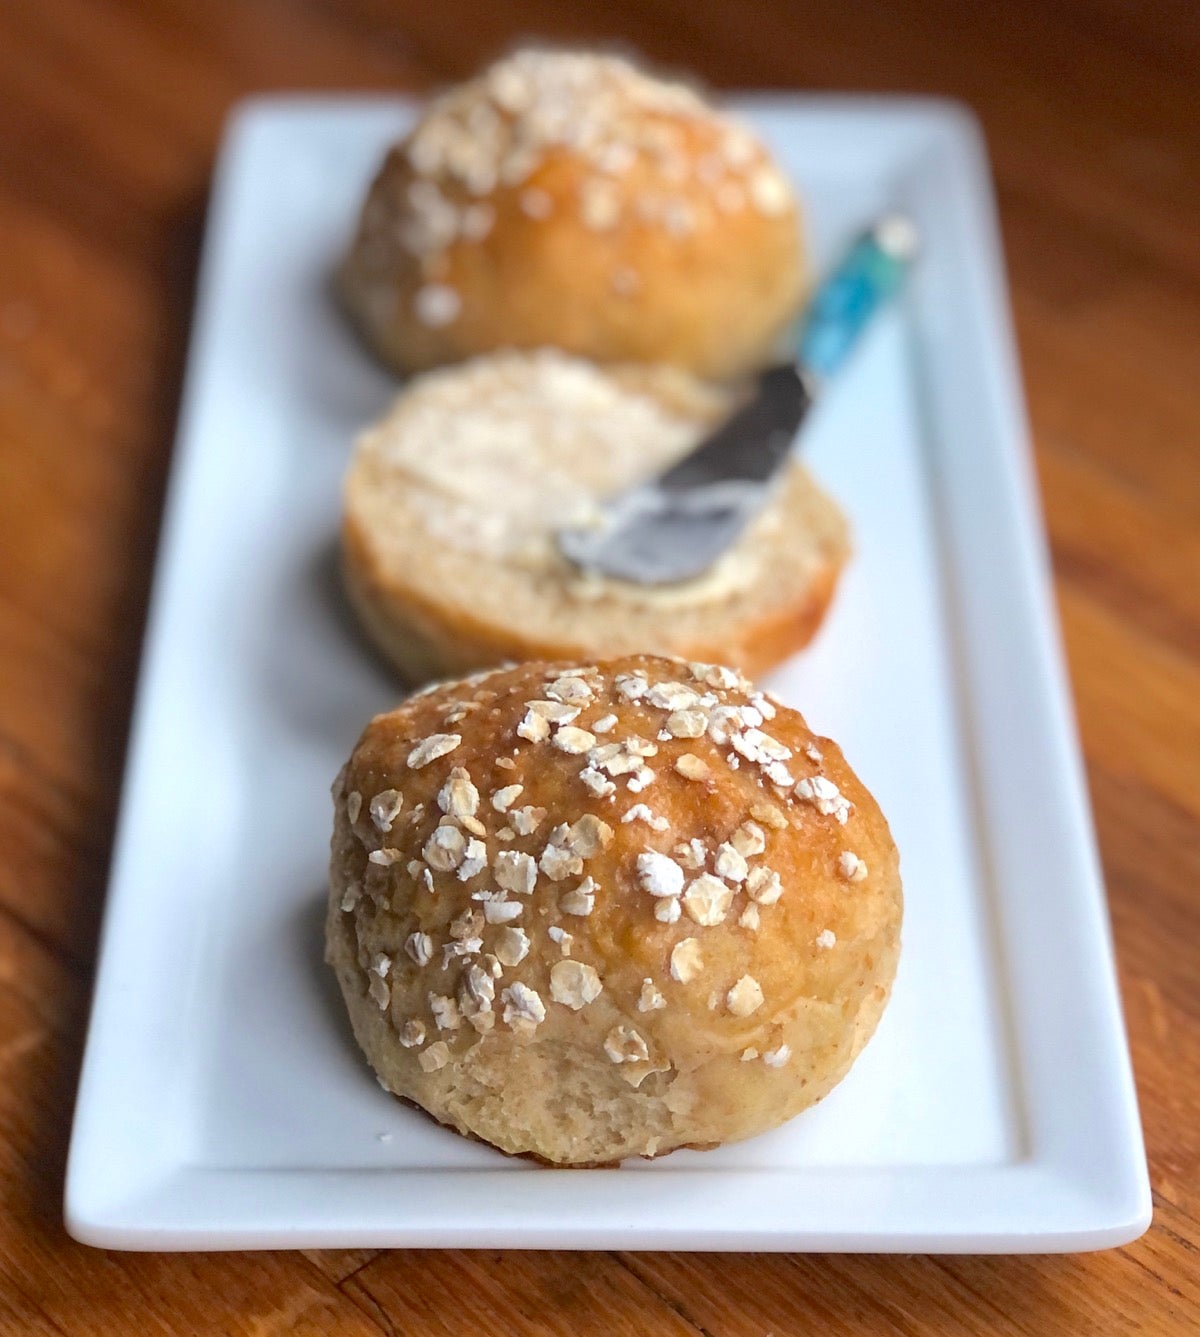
[343,350,849,683]
[339,48,806,379]
[326,655,901,1166]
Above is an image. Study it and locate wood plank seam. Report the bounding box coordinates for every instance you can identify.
[614,1255,718,1337]
[0,896,93,982]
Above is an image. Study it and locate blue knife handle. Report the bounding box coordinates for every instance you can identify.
[796,218,915,380]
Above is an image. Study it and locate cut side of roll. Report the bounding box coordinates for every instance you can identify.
[342,350,850,684]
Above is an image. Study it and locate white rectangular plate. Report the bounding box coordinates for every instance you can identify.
[66,96,1150,1251]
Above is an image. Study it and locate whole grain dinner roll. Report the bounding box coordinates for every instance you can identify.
[339,48,806,379]
[342,349,849,684]
[326,655,901,1166]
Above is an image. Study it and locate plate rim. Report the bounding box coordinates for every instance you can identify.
[64,91,1151,1252]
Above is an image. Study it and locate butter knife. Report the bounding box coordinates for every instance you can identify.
[557,214,917,585]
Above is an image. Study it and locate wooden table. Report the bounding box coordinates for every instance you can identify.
[1,1,1197,1331]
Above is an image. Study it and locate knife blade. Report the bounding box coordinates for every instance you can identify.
[557,214,916,586]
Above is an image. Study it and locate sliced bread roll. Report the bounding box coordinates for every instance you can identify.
[342,350,849,683]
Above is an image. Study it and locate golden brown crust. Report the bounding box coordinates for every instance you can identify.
[339,351,851,689]
[326,655,901,1166]
[342,510,846,687]
[339,51,806,380]
[388,1090,717,1169]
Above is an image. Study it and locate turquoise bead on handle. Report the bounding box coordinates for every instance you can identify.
[797,215,917,379]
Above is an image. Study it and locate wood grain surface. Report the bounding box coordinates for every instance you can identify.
[1,1,1197,1331]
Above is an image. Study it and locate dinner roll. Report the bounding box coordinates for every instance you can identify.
[326,655,902,1166]
[339,48,806,379]
[342,350,849,684]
